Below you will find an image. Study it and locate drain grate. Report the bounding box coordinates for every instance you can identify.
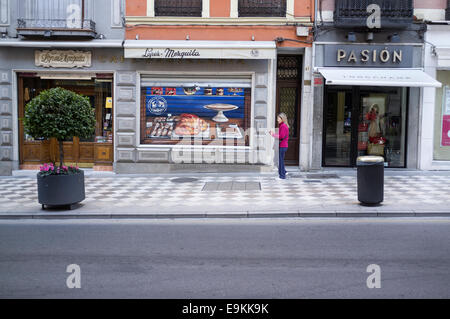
[202,182,261,191]
[171,177,199,183]
[303,180,322,183]
[306,174,339,179]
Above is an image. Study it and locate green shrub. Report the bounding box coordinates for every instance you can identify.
[23,87,96,168]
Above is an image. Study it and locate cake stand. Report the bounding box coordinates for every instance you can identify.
[203,103,239,122]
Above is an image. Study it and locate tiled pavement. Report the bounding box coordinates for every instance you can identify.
[0,172,449,218]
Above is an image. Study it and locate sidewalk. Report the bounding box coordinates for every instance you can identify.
[1,168,450,219]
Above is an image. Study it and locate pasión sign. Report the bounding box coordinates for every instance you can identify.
[35,50,92,68]
[324,45,413,68]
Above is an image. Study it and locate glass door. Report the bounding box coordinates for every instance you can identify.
[323,86,408,168]
[323,86,354,166]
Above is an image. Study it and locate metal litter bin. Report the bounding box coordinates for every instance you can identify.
[357,156,384,205]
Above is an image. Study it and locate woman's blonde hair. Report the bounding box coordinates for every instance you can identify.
[277,113,290,128]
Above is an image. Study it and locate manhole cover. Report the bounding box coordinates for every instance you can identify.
[171,177,199,183]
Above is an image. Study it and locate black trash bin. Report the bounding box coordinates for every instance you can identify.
[357,156,384,205]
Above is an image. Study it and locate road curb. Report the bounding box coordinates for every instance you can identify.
[1,210,450,220]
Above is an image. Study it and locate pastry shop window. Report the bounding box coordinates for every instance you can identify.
[140,76,252,146]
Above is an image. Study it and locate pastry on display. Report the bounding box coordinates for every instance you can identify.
[174,113,208,136]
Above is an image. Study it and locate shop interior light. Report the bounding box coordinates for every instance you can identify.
[366,32,374,42]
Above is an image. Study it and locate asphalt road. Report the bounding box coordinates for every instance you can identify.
[0,218,450,299]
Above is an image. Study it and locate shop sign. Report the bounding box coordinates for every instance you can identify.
[324,45,413,68]
[35,50,92,68]
[124,47,275,60]
[441,87,450,146]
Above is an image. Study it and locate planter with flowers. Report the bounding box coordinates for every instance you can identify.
[23,87,96,209]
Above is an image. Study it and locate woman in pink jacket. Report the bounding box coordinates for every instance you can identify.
[270,113,290,179]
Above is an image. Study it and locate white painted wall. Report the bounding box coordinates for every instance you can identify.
[421,25,450,170]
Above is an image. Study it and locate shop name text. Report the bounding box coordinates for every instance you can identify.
[143,48,201,59]
[337,48,403,64]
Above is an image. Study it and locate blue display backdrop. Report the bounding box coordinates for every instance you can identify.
[145,87,245,119]
[141,86,249,144]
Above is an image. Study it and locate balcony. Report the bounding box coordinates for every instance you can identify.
[16,0,96,39]
[334,0,413,29]
[238,0,286,17]
[154,0,202,17]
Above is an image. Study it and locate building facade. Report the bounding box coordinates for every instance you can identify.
[421,0,450,170]
[121,0,315,174]
[310,0,443,170]
[0,0,126,176]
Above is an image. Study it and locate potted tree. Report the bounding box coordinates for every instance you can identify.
[23,87,96,210]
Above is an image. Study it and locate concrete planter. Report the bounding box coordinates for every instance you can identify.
[37,171,85,209]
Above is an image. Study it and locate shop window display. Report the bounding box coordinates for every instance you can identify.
[324,86,407,167]
[140,78,251,146]
[358,88,407,167]
[433,71,450,161]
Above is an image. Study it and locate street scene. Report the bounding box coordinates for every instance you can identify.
[1,0,450,303]
[1,218,450,299]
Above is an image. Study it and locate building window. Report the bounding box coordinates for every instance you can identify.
[433,72,450,161]
[17,0,95,37]
[238,0,286,17]
[154,0,202,17]
[140,76,251,146]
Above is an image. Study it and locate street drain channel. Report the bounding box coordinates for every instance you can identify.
[306,173,339,179]
[290,173,339,180]
[202,182,261,191]
[171,177,199,183]
[303,180,322,183]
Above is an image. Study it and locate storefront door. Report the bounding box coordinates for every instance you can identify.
[18,75,114,168]
[276,56,302,165]
[323,85,408,168]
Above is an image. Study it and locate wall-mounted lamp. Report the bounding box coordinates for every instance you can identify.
[389,33,400,43]
[186,34,190,40]
[347,32,356,42]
